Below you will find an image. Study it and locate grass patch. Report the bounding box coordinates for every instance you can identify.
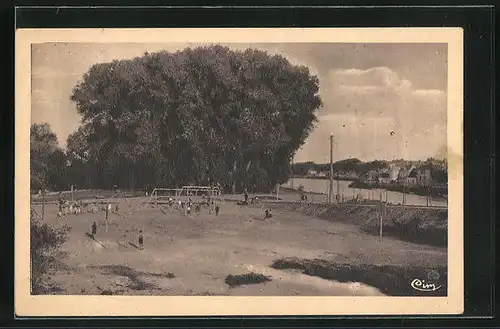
[271,257,447,296]
[271,203,448,247]
[225,272,272,287]
[90,265,175,292]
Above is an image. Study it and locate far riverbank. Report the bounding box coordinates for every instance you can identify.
[283,178,447,207]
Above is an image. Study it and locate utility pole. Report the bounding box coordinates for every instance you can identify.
[379,191,383,241]
[329,134,334,203]
[336,170,340,204]
[291,155,294,190]
[41,188,45,221]
[429,185,432,206]
[334,136,340,203]
[403,180,407,205]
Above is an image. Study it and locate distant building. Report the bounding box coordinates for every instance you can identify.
[416,165,433,186]
[397,165,415,184]
[406,168,418,186]
[366,170,379,182]
[378,172,392,184]
[307,170,318,177]
[346,170,359,179]
[388,165,400,182]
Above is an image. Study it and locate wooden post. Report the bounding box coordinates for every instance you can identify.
[41,189,45,220]
[105,204,109,236]
[336,173,340,204]
[329,134,334,203]
[71,185,74,202]
[379,191,383,241]
[429,186,432,206]
[403,180,407,205]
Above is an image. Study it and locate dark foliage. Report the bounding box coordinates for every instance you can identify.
[66,45,322,193]
[271,257,447,296]
[30,216,69,294]
[225,272,272,287]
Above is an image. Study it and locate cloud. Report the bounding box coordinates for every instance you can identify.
[30,43,447,160]
[412,89,446,96]
[295,66,448,162]
[331,66,402,88]
[320,66,447,119]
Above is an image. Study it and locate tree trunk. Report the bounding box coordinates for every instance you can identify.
[130,168,136,191]
[231,160,237,194]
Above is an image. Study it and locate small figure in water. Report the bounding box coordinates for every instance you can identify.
[215,204,220,216]
[265,209,272,219]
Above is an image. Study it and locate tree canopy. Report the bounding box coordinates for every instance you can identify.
[30,123,68,191]
[68,45,322,192]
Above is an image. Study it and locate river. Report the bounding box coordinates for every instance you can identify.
[282,178,447,207]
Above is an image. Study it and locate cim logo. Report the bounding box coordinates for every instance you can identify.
[410,270,443,292]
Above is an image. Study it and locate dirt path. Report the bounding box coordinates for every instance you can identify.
[34,199,447,296]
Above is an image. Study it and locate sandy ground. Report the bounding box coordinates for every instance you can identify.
[32,197,447,296]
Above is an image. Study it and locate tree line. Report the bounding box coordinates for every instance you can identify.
[31,45,322,193]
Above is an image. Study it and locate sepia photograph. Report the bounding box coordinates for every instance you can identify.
[16,28,464,316]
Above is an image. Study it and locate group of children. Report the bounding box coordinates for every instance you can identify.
[57,193,83,217]
[90,202,143,250]
[88,197,223,251]
[177,197,220,217]
[90,221,144,250]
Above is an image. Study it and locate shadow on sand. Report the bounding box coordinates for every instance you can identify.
[128,242,140,249]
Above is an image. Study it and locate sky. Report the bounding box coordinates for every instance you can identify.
[31,42,448,163]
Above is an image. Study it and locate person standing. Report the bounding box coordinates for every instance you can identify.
[105,203,111,222]
[91,221,97,239]
[57,192,64,216]
[215,204,220,216]
[138,230,144,250]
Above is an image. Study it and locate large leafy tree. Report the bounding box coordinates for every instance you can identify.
[70,45,322,192]
[30,123,67,191]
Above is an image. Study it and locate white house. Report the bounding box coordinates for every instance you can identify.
[378,172,392,184]
[307,170,318,176]
[388,165,400,182]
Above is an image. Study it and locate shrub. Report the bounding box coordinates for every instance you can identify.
[30,216,69,294]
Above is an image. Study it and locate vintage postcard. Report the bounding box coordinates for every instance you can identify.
[15,28,464,316]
